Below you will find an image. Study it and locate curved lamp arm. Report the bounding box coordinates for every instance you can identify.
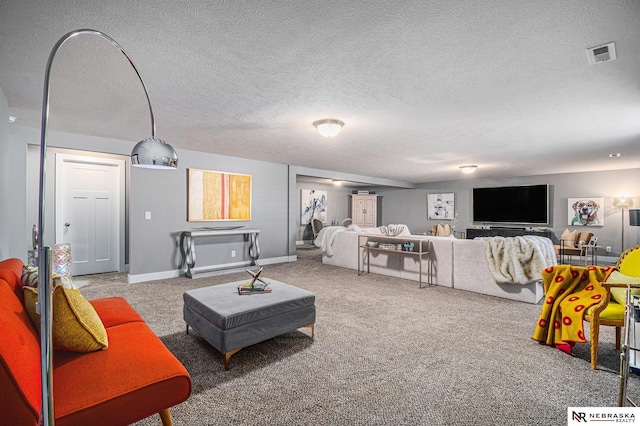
[36,29,178,425]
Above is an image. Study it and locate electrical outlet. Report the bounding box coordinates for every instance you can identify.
[606,246,612,253]
[231,250,236,257]
[144,211,151,220]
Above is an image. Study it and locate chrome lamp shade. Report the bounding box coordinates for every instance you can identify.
[131,137,178,169]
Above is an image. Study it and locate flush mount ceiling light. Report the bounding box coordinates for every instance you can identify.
[610,153,621,158]
[313,119,344,138]
[459,165,478,174]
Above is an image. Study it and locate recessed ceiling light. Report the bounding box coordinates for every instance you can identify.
[609,153,621,158]
[8,116,16,123]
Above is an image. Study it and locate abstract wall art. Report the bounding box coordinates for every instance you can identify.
[427,192,455,220]
[188,168,252,221]
[300,189,327,224]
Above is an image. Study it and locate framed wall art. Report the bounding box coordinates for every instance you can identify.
[300,189,327,224]
[427,193,455,220]
[188,168,252,221]
[567,197,604,226]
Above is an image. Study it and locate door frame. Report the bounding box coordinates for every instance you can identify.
[54,153,127,273]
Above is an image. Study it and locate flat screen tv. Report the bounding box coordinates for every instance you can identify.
[472,184,549,225]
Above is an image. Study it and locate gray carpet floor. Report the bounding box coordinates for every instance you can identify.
[79,249,640,425]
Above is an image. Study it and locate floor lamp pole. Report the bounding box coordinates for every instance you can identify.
[622,208,625,255]
[36,29,178,425]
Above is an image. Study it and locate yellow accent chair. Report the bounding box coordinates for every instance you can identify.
[585,245,640,369]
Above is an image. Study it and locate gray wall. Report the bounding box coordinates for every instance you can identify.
[7,123,290,280]
[379,170,640,258]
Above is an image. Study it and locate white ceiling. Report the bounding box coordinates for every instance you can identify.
[1,1,639,185]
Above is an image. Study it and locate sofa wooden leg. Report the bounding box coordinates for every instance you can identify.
[590,320,600,370]
[159,408,173,426]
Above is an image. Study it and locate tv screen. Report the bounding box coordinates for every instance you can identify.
[473,184,549,224]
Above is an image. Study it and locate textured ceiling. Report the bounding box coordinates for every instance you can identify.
[1,0,639,185]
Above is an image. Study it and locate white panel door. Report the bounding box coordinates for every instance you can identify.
[55,154,124,275]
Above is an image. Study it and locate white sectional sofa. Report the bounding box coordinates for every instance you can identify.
[318,228,544,304]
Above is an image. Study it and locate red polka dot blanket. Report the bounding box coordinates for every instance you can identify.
[532,264,614,354]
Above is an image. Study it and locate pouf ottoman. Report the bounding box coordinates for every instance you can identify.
[183,278,316,370]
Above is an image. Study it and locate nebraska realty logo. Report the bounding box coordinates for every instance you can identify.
[568,407,639,424]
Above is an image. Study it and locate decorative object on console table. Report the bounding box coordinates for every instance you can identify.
[567,197,604,226]
[34,29,179,426]
[188,168,252,221]
[427,193,455,220]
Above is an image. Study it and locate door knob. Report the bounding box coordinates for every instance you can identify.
[64,222,71,227]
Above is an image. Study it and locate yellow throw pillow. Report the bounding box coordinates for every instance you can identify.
[606,270,640,305]
[23,285,108,352]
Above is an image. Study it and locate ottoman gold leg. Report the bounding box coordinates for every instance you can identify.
[224,348,241,371]
[304,323,315,338]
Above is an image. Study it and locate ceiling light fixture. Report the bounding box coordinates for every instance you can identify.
[610,153,621,158]
[313,119,344,138]
[459,165,478,174]
[332,179,343,186]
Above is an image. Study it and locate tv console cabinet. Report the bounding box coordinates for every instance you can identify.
[466,228,554,240]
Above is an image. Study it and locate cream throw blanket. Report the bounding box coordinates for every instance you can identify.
[314,226,347,256]
[482,236,557,284]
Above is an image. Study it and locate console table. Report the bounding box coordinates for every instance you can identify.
[357,234,432,288]
[179,228,260,278]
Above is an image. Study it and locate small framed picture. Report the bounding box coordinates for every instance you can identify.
[428,193,455,220]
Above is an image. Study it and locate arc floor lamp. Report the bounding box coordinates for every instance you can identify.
[35,29,178,425]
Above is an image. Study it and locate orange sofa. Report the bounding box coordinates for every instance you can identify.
[0,258,191,425]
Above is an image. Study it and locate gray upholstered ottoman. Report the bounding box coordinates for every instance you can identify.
[183,279,316,370]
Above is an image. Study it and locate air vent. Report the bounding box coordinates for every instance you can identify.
[587,42,616,65]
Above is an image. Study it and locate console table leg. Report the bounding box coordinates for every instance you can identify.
[248,232,260,266]
[184,234,196,278]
